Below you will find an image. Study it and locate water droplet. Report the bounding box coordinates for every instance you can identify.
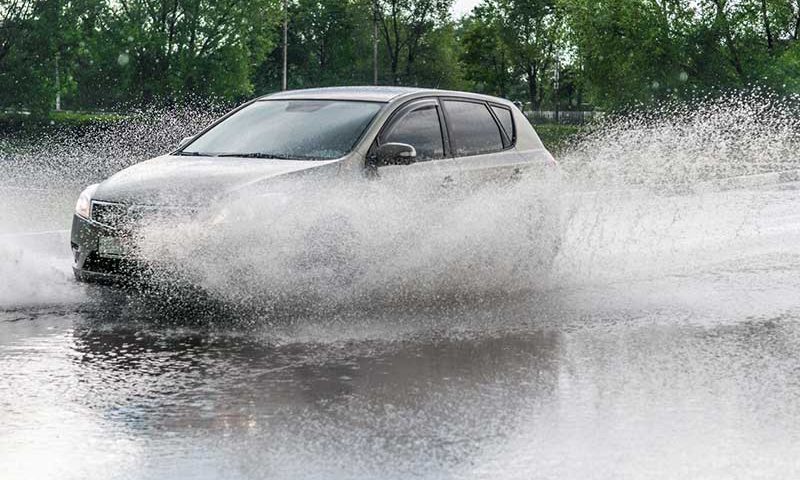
[117,53,130,67]
[679,71,688,82]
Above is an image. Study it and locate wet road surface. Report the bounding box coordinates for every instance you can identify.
[2,181,800,479]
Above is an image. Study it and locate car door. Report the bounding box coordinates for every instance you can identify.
[370,98,456,191]
[438,98,527,191]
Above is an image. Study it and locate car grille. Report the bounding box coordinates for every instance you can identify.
[91,201,198,230]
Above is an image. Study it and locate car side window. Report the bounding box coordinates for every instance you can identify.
[382,105,444,161]
[491,105,515,144]
[443,100,504,156]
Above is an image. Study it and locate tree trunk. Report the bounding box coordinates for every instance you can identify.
[376,1,401,85]
[0,42,9,65]
[496,50,507,98]
[760,0,774,52]
[54,55,61,111]
[794,0,800,40]
[282,0,288,91]
[373,0,378,85]
[526,64,538,110]
[712,0,746,82]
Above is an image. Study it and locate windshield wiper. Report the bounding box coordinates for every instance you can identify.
[175,151,214,157]
[216,152,302,160]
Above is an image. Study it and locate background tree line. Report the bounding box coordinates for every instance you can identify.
[3,0,800,116]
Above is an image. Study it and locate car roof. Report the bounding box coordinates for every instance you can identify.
[259,86,513,106]
[261,86,430,102]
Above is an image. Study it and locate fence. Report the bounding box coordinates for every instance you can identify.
[525,110,603,125]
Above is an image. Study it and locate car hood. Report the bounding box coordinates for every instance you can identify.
[93,155,341,205]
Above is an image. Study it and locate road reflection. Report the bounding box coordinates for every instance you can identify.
[3,300,800,478]
[69,320,562,438]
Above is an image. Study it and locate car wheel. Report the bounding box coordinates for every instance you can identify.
[517,195,562,280]
[297,214,361,288]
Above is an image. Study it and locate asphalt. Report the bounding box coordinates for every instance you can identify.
[2,179,800,479]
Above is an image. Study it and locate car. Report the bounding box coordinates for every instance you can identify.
[70,86,560,284]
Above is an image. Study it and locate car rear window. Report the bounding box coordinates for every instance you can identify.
[443,100,504,156]
[491,105,514,143]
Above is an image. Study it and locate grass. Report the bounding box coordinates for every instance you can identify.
[0,110,124,134]
[532,123,585,153]
[49,110,125,124]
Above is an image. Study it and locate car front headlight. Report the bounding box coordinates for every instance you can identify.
[75,184,99,219]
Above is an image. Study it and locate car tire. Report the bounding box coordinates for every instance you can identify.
[516,194,562,281]
[297,214,361,288]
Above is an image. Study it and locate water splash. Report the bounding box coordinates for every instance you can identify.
[0,232,80,308]
[131,172,563,316]
[2,92,799,318]
[0,103,226,310]
[561,89,800,188]
[0,101,227,189]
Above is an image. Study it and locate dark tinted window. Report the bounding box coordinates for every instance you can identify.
[492,105,514,142]
[383,105,444,160]
[443,100,504,156]
[184,100,382,160]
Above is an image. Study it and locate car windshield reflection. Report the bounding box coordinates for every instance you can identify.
[181,100,383,161]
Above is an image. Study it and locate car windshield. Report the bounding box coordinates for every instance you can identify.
[181,100,383,160]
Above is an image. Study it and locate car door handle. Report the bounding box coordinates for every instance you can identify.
[441,175,455,187]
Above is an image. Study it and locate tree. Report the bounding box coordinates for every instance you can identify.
[375,0,453,85]
[12,0,800,115]
[0,0,90,113]
[459,3,513,97]
[562,0,701,108]
[496,0,562,109]
[289,0,374,87]
[0,0,36,65]
[105,0,281,103]
[459,0,562,108]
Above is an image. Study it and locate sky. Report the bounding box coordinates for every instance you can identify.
[451,0,481,18]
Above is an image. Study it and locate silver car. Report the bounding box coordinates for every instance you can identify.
[71,86,560,284]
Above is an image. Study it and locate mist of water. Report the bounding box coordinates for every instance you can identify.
[1,103,225,309]
[131,172,563,316]
[0,101,226,189]
[2,91,799,318]
[561,89,800,188]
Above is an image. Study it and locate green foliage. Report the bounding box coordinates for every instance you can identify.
[374,0,456,85]
[254,0,375,92]
[0,109,123,136]
[458,0,800,110]
[1,0,282,111]
[0,0,63,114]
[458,0,566,109]
[532,123,582,152]
[6,0,800,114]
[94,0,281,104]
[560,0,800,108]
[459,3,513,96]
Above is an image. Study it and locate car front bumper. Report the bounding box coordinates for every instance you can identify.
[70,214,139,284]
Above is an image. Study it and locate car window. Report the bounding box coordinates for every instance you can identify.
[383,105,444,161]
[491,105,514,142]
[443,100,504,156]
[182,100,382,160]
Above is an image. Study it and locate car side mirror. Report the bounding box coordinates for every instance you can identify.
[177,136,194,149]
[370,142,417,168]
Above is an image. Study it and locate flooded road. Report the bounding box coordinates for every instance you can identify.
[4,97,800,478]
[2,178,800,479]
